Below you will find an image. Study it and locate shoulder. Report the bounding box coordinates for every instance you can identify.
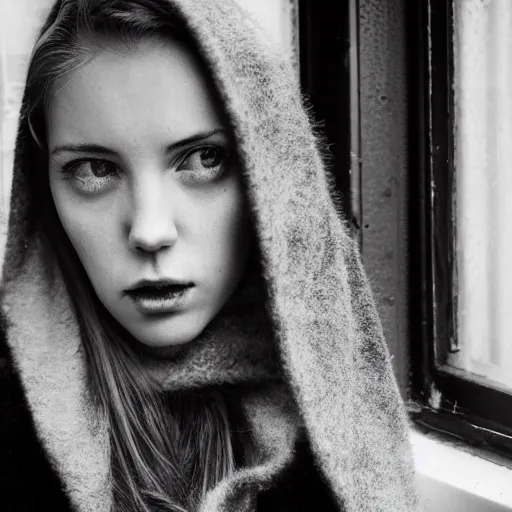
[0,300,36,429]
[0,307,72,511]
[0,297,14,379]
[0,306,21,407]
[0,308,39,469]
[256,439,342,511]
[0,300,29,405]
[0,306,19,404]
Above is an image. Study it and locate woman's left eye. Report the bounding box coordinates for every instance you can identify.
[178,147,229,178]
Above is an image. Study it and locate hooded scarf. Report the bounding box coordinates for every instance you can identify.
[0,0,419,511]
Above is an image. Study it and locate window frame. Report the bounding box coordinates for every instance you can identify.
[408,0,512,459]
[298,0,361,243]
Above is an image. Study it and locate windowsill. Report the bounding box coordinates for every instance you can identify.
[411,427,512,511]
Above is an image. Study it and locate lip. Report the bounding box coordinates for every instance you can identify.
[125,278,194,292]
[124,279,194,315]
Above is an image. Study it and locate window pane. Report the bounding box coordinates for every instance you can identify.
[450,0,512,390]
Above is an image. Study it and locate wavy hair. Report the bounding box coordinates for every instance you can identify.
[23,1,257,510]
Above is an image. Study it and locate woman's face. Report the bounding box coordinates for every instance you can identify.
[47,37,251,355]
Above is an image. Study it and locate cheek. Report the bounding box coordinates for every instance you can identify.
[50,187,119,290]
[207,182,251,278]
[67,223,114,281]
[67,221,114,286]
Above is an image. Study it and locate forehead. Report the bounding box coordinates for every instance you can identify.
[47,37,225,148]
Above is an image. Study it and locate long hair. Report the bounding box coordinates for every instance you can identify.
[22,1,257,510]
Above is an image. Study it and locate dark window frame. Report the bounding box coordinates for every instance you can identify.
[298,0,362,244]
[408,0,512,458]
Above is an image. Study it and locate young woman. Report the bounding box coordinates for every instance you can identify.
[0,0,419,511]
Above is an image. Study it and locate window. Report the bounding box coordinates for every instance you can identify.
[451,0,512,392]
[409,0,512,458]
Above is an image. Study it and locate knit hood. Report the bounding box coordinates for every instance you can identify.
[1,0,418,511]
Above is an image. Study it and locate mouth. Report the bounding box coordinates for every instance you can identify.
[124,280,194,315]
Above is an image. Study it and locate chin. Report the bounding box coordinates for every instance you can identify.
[128,315,209,357]
[133,331,193,359]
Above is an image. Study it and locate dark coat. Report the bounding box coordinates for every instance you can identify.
[0,330,340,512]
[1,0,418,509]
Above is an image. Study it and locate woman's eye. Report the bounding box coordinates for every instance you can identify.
[61,159,120,192]
[178,147,229,179]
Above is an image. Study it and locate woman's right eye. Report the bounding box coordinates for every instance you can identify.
[60,159,120,193]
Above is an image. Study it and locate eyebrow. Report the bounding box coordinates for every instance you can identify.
[50,128,228,157]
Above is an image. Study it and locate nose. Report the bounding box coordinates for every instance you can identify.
[127,176,178,254]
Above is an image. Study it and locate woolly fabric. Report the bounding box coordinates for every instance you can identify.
[1,0,419,511]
